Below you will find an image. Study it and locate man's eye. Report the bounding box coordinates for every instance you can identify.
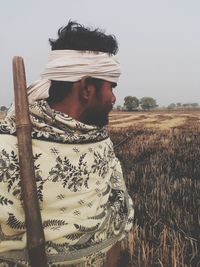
[112,83,117,88]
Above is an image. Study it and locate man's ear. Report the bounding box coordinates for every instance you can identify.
[80,76,94,100]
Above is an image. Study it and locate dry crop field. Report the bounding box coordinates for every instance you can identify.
[109,110,200,267]
[0,110,199,266]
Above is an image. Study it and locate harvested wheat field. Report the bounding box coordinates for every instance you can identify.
[0,110,199,266]
[109,110,200,267]
[109,110,200,130]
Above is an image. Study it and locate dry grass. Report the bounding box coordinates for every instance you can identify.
[1,109,199,266]
[109,110,200,267]
[109,111,200,130]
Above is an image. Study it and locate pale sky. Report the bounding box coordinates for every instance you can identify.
[0,0,200,107]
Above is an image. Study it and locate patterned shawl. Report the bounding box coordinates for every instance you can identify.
[0,101,134,266]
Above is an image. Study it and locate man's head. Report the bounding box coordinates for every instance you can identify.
[45,21,119,127]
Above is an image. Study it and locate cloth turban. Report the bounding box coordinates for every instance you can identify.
[27,50,121,103]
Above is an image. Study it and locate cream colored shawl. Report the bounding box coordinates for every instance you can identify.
[0,101,134,266]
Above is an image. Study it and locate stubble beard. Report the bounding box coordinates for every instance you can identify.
[83,107,111,127]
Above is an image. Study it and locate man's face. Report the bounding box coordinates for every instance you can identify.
[83,81,116,127]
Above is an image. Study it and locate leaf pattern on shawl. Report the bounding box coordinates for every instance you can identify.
[108,189,129,232]
[74,223,100,233]
[91,150,109,178]
[65,232,84,241]
[0,150,19,187]
[0,195,13,205]
[43,219,68,231]
[102,184,111,196]
[87,210,106,220]
[48,153,90,192]
[91,145,115,178]
[7,213,25,230]
[0,149,43,202]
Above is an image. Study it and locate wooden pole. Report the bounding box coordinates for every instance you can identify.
[105,242,122,267]
[13,56,48,267]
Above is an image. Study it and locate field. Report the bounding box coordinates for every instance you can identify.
[1,109,199,266]
[109,110,200,267]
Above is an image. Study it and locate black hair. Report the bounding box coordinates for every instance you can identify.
[47,21,118,105]
[49,20,118,54]
[47,81,73,106]
[47,78,103,106]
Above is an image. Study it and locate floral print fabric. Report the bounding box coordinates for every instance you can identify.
[0,101,134,266]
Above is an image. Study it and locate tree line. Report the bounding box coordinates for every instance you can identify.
[116,97,200,111]
[167,102,199,109]
[121,96,158,111]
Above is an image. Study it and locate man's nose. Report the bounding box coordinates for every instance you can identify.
[112,93,116,104]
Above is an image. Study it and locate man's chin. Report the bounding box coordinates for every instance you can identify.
[82,108,111,127]
[84,115,109,127]
[96,119,109,127]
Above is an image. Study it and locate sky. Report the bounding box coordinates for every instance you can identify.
[0,0,200,107]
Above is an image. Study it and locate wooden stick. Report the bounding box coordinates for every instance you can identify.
[13,56,48,267]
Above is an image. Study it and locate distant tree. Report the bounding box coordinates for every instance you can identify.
[176,102,182,107]
[116,105,122,111]
[124,96,139,111]
[140,97,158,110]
[0,106,7,112]
[168,103,176,109]
[181,103,199,108]
[190,103,199,108]
[182,103,190,107]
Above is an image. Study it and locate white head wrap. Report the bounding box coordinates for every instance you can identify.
[27,50,121,103]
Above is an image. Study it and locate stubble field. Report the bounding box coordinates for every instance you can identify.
[0,110,199,266]
[109,110,200,267]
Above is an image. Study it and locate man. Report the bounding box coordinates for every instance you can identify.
[0,21,134,266]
